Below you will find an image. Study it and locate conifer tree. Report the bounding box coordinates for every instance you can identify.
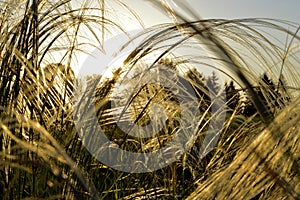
[206,71,220,95]
[224,81,240,111]
[242,94,257,117]
[185,68,210,102]
[241,73,291,118]
[259,73,285,114]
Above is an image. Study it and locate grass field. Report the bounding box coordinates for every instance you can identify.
[0,0,299,199]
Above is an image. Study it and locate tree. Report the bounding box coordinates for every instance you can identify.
[185,68,210,103]
[258,73,288,114]
[242,94,257,117]
[224,81,240,111]
[206,71,220,96]
[241,73,291,118]
[242,74,272,118]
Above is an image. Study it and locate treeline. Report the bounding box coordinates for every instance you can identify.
[185,68,291,118]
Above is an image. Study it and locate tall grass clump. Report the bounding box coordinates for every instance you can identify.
[0,0,300,199]
[0,0,141,199]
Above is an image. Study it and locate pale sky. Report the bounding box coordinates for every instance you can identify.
[122,0,300,27]
[75,0,300,80]
[187,0,300,22]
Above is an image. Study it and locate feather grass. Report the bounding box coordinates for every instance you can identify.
[0,0,300,199]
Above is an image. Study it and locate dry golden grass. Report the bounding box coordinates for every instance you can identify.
[0,0,299,199]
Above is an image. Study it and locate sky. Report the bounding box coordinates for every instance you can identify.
[122,0,300,27]
[76,0,300,80]
[187,0,300,22]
